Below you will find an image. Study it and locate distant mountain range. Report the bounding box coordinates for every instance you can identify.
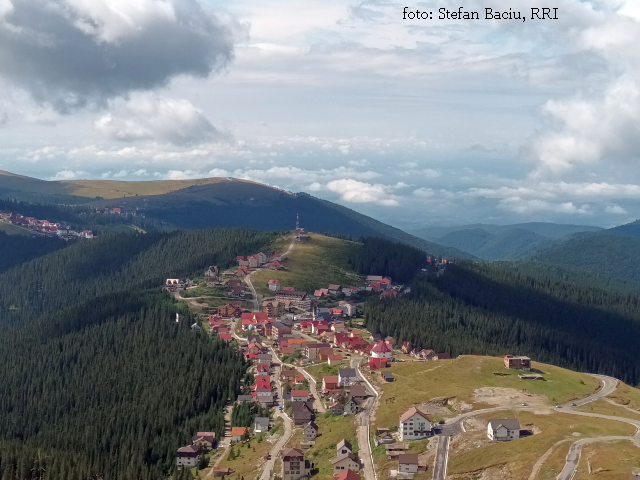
[408,222,604,260]
[0,170,471,259]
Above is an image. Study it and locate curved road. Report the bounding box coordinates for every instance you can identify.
[432,374,637,480]
[352,357,379,480]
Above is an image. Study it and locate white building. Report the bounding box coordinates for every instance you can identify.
[370,340,393,359]
[269,279,281,291]
[487,419,520,441]
[399,407,431,441]
[176,445,199,468]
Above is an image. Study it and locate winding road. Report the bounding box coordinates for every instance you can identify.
[352,356,379,480]
[431,374,640,480]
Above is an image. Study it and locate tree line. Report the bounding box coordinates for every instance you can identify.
[365,261,640,385]
[0,229,277,479]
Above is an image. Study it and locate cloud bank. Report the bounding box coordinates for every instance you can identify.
[0,0,234,111]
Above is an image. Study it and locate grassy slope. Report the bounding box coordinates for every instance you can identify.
[574,440,640,479]
[288,412,359,480]
[372,356,600,430]
[448,410,635,479]
[214,432,275,480]
[0,221,31,236]
[253,234,362,296]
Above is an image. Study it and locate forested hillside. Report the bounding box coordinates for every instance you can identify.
[0,229,275,480]
[365,262,640,385]
[0,231,67,273]
[532,232,640,284]
[348,237,427,283]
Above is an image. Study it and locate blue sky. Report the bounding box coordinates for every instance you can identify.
[0,0,639,229]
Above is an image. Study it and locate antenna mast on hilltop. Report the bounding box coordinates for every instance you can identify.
[296,213,300,231]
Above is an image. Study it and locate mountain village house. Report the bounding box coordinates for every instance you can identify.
[487,419,521,441]
[399,407,432,441]
[281,448,311,480]
[503,355,531,371]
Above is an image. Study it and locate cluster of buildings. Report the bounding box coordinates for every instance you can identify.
[175,432,216,468]
[1,213,93,239]
[236,252,284,276]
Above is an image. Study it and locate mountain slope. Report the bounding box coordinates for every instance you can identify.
[433,227,553,260]
[532,232,640,284]
[365,261,640,385]
[0,229,272,479]
[409,222,603,240]
[0,172,472,258]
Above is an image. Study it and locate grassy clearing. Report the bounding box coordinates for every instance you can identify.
[574,440,640,479]
[575,399,640,421]
[448,410,635,480]
[289,412,359,480]
[608,382,640,411]
[373,356,600,430]
[253,234,362,296]
[64,177,230,198]
[215,433,275,480]
[305,364,341,383]
[534,442,573,480]
[0,222,31,236]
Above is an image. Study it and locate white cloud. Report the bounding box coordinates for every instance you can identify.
[100,171,111,179]
[95,94,223,146]
[606,205,628,214]
[52,170,86,180]
[113,169,128,178]
[133,169,148,176]
[326,178,399,206]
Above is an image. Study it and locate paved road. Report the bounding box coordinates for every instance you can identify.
[352,357,379,480]
[430,374,628,480]
[259,346,294,480]
[432,435,450,480]
[297,366,326,413]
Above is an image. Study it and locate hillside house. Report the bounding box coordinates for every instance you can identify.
[330,401,344,416]
[231,427,250,442]
[328,354,344,366]
[349,385,367,399]
[384,336,396,346]
[281,448,311,480]
[257,353,272,365]
[268,279,281,291]
[417,349,437,361]
[331,452,360,474]
[281,370,298,383]
[338,368,357,387]
[401,341,411,354]
[292,402,315,426]
[258,394,274,408]
[248,256,259,268]
[328,285,341,294]
[366,275,383,282]
[344,397,358,415]
[263,300,283,318]
[322,376,339,393]
[254,417,270,434]
[338,301,356,316]
[303,342,325,360]
[272,322,292,339]
[291,390,309,402]
[399,407,431,441]
[275,290,312,311]
[337,440,353,456]
[303,421,318,441]
[487,419,520,441]
[205,266,220,284]
[294,374,305,385]
[281,346,295,355]
[237,394,254,405]
[219,333,232,341]
[218,304,241,318]
[237,267,248,277]
[192,432,216,451]
[256,363,270,373]
[503,355,531,371]
[334,471,361,480]
[370,341,393,364]
[398,454,421,477]
[176,445,199,468]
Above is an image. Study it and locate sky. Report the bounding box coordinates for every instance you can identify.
[0,0,639,229]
